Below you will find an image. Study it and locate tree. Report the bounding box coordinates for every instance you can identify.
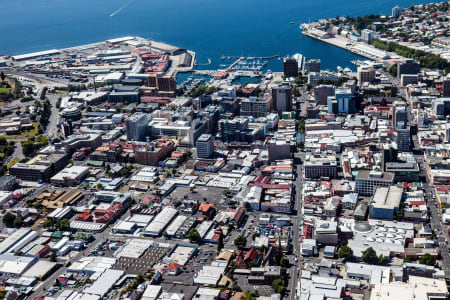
[217,234,224,252]
[362,247,379,265]
[234,235,247,248]
[419,254,436,266]
[56,219,71,231]
[43,219,53,228]
[186,228,201,242]
[403,255,412,263]
[49,251,57,262]
[338,245,353,260]
[378,255,389,265]
[244,202,251,210]
[272,279,286,294]
[389,64,398,77]
[13,216,22,228]
[0,72,5,82]
[3,212,16,227]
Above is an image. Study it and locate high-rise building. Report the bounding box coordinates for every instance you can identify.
[283,58,298,77]
[361,29,374,43]
[240,96,272,118]
[392,5,402,18]
[328,87,354,114]
[125,112,150,141]
[397,128,410,152]
[272,85,292,112]
[357,65,375,84]
[443,74,450,97]
[397,59,420,79]
[307,59,321,73]
[393,105,408,129]
[314,85,335,105]
[196,134,214,158]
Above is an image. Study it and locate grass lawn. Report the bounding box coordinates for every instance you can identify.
[0,121,39,139]
[0,87,11,94]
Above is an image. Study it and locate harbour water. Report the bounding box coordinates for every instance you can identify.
[0,0,432,71]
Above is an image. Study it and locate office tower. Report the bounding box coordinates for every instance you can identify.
[357,65,375,84]
[443,75,450,97]
[125,112,150,141]
[196,134,214,158]
[307,59,321,73]
[283,58,298,77]
[397,128,410,152]
[272,85,292,112]
[314,85,335,105]
[393,106,407,129]
[240,96,272,118]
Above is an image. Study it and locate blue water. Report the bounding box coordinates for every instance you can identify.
[0,0,429,71]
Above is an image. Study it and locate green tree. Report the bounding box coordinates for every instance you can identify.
[338,245,353,260]
[234,235,247,248]
[43,219,54,228]
[378,255,389,265]
[186,228,201,242]
[419,254,436,266]
[403,255,412,263]
[0,72,5,82]
[362,247,379,265]
[3,212,16,227]
[244,202,251,210]
[272,279,286,294]
[217,234,224,252]
[389,64,398,77]
[49,251,57,262]
[56,219,71,231]
[13,217,22,228]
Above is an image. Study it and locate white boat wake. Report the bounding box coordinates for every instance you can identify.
[197,58,212,66]
[110,0,135,17]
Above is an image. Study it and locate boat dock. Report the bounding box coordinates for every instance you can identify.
[221,55,280,60]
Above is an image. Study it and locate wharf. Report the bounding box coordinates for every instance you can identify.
[300,25,402,62]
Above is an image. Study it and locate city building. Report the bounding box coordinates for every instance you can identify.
[361,29,374,43]
[369,186,403,219]
[397,59,420,79]
[314,85,335,106]
[283,57,298,77]
[9,153,69,182]
[443,74,450,97]
[125,112,150,141]
[392,5,402,18]
[240,96,272,118]
[272,85,292,112]
[355,171,395,196]
[196,134,214,158]
[327,87,354,114]
[304,153,338,179]
[357,65,375,84]
[396,128,410,152]
[307,59,321,73]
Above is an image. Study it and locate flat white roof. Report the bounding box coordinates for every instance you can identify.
[84,269,124,297]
